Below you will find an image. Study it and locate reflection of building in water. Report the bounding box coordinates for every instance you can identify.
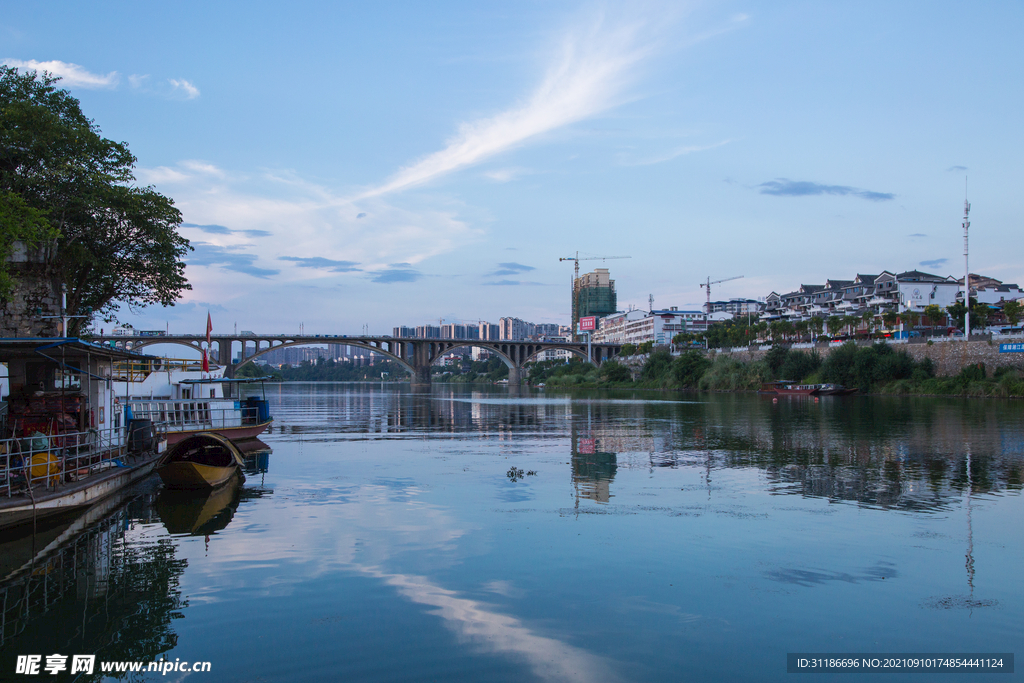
[0,491,186,661]
[269,384,1024,513]
[572,448,617,503]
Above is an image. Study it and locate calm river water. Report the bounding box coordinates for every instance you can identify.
[2,383,1022,682]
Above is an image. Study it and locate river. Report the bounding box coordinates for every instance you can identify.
[1,383,1021,681]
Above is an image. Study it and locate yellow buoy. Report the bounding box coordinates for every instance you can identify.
[29,452,61,487]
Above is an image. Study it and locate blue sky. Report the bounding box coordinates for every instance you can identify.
[3,1,1022,335]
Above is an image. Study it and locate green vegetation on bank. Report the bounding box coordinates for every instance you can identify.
[236,342,1024,397]
[527,342,1024,397]
[436,356,509,383]
[236,357,408,382]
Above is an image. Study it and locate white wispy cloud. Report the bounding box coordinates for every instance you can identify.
[623,139,732,166]
[180,159,224,176]
[169,78,200,99]
[136,166,191,185]
[357,11,660,199]
[483,167,528,183]
[138,160,480,284]
[2,58,119,88]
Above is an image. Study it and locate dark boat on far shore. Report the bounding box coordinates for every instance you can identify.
[815,383,858,395]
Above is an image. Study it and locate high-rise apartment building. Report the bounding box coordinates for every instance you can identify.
[574,268,617,329]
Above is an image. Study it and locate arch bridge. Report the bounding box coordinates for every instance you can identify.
[94,334,623,387]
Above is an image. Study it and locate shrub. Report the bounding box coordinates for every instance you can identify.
[765,345,790,376]
[779,350,821,382]
[599,361,632,383]
[959,363,986,382]
[620,343,637,356]
[641,350,674,383]
[672,351,711,387]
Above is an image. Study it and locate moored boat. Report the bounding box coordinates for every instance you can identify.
[115,358,273,444]
[773,383,821,395]
[157,432,245,490]
[1,338,166,531]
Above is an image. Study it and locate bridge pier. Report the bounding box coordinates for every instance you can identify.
[507,366,522,387]
[412,363,432,389]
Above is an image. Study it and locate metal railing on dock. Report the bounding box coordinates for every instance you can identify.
[0,424,157,498]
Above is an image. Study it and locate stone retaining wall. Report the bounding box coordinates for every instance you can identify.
[1,242,61,338]
[709,340,1024,377]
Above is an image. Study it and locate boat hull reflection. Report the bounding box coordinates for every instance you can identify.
[156,476,242,535]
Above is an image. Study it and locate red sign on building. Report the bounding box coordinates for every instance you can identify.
[579,316,596,331]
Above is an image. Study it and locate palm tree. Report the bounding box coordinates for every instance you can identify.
[860,310,874,336]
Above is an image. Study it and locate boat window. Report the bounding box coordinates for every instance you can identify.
[210,388,216,398]
[181,387,191,399]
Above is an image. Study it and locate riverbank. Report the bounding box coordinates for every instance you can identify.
[527,343,1024,398]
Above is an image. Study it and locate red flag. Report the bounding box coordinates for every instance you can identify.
[202,348,209,373]
[206,312,213,346]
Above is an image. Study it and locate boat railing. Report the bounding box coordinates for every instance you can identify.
[0,425,132,499]
[127,400,262,433]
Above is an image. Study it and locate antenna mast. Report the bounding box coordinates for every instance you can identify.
[963,179,970,340]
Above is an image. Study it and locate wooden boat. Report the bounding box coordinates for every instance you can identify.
[774,384,821,395]
[157,432,246,490]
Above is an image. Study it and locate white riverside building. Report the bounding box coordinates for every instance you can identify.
[592,309,708,346]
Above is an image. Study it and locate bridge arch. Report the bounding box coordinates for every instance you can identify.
[239,339,416,376]
[424,341,610,368]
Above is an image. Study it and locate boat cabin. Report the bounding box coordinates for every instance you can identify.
[1,338,157,445]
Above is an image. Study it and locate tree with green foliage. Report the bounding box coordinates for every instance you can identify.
[779,350,821,382]
[640,349,673,382]
[598,361,632,383]
[924,304,946,327]
[946,299,987,332]
[672,350,711,387]
[235,361,282,380]
[820,341,930,391]
[858,311,873,335]
[764,344,790,377]
[1003,300,1023,328]
[0,66,191,334]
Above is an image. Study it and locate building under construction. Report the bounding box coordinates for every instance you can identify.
[574,268,618,322]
